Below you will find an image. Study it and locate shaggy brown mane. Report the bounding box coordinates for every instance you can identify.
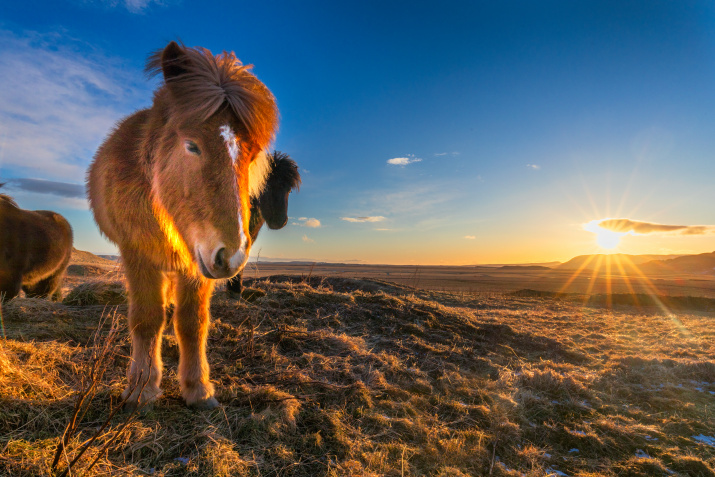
[146,43,278,149]
[0,183,19,208]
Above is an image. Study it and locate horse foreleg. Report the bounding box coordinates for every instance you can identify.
[0,273,22,302]
[122,258,167,410]
[174,274,218,409]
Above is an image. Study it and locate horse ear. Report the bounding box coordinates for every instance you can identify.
[161,41,190,81]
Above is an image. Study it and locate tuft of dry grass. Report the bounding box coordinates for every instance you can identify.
[62,280,127,306]
[1,275,714,476]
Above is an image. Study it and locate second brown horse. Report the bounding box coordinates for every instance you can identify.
[88,42,278,409]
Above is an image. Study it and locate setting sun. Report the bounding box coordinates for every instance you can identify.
[583,219,626,251]
[595,229,623,249]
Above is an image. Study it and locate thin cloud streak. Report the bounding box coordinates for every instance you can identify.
[341,216,386,223]
[597,218,715,236]
[96,0,171,13]
[387,155,422,166]
[7,178,85,198]
[292,217,321,228]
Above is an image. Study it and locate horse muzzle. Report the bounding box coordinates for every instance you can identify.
[195,243,247,279]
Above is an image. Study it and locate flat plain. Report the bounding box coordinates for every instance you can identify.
[240,260,715,299]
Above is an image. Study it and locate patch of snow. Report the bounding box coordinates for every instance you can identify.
[644,435,658,441]
[568,448,579,453]
[174,457,189,465]
[635,449,651,459]
[570,430,587,437]
[693,434,715,447]
[546,469,569,476]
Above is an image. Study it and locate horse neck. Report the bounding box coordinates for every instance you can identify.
[249,203,265,242]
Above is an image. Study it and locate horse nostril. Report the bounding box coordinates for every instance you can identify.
[214,248,228,271]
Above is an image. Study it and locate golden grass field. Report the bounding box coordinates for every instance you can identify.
[1,253,714,476]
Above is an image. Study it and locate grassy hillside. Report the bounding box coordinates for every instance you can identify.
[641,252,715,275]
[559,254,685,275]
[1,276,714,476]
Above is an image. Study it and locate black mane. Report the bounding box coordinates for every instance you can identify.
[264,151,301,192]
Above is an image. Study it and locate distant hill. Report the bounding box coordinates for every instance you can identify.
[641,251,715,275]
[499,265,552,271]
[68,249,119,277]
[70,248,117,267]
[559,253,686,275]
[469,261,561,268]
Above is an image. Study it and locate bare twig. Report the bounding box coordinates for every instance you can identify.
[53,312,156,477]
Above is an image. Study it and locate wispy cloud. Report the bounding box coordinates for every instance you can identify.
[0,30,147,182]
[526,164,541,170]
[95,0,170,13]
[341,216,386,223]
[4,188,89,210]
[292,217,321,228]
[302,234,315,243]
[434,151,460,157]
[464,235,476,239]
[6,178,85,198]
[387,154,422,166]
[596,218,715,236]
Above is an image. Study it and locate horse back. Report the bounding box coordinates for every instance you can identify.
[0,202,73,285]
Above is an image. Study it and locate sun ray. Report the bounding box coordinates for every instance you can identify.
[582,254,604,305]
[559,253,598,295]
[619,255,692,337]
[613,254,640,307]
[605,254,613,308]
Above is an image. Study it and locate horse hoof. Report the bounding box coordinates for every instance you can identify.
[189,397,220,410]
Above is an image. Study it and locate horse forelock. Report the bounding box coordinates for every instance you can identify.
[146,44,279,150]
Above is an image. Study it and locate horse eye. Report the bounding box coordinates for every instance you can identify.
[185,140,201,156]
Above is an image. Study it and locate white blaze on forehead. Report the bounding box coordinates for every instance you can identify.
[219,124,249,267]
[219,125,239,162]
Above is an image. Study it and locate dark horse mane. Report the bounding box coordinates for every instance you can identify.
[264,151,301,192]
[0,183,19,208]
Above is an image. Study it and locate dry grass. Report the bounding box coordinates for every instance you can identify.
[1,275,714,476]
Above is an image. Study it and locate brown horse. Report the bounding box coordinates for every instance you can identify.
[0,184,73,302]
[226,151,301,295]
[87,42,278,409]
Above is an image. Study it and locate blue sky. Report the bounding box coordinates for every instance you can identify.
[2,0,715,264]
